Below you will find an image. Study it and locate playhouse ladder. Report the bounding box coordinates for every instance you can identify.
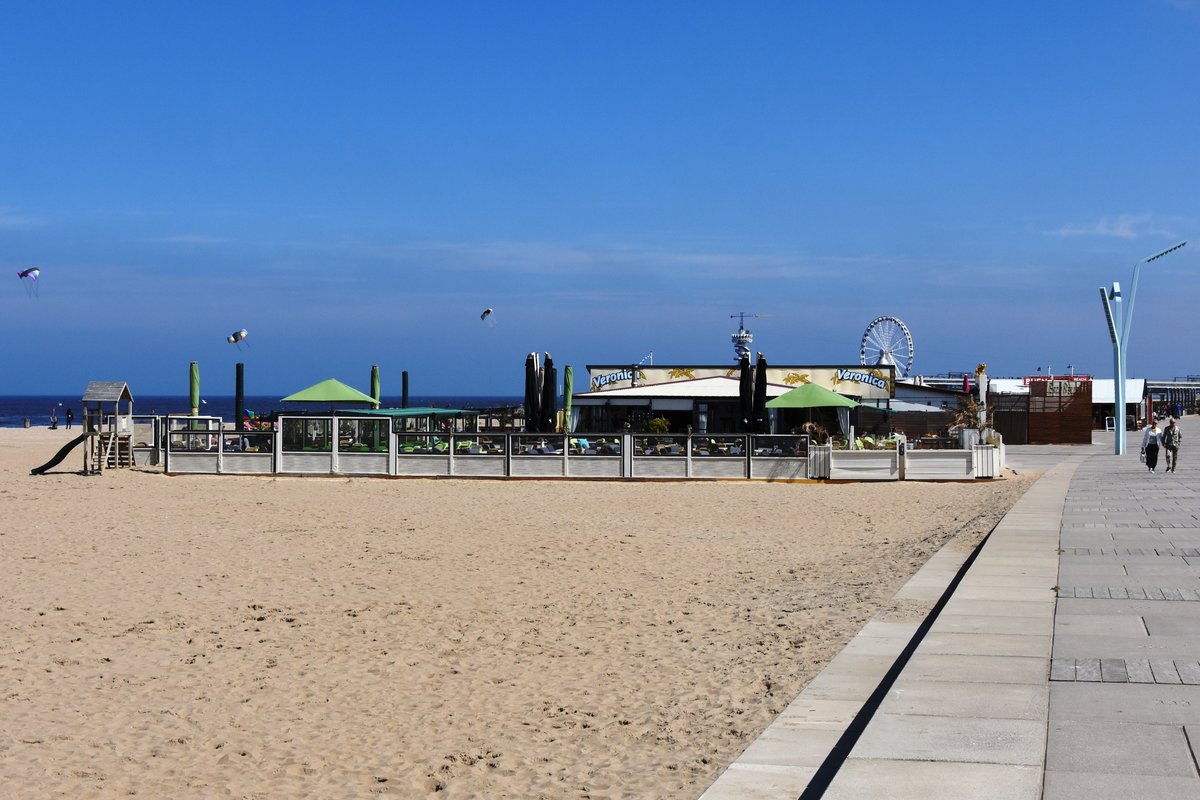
[99,434,133,469]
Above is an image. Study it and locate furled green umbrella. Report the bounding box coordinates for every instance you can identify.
[765,382,860,409]
[370,365,381,410]
[189,361,200,417]
[281,378,378,410]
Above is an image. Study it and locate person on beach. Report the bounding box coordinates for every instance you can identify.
[1162,417,1182,473]
[49,408,57,430]
[65,408,73,430]
[1142,419,1163,473]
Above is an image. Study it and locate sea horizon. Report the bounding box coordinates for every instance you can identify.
[0,394,526,428]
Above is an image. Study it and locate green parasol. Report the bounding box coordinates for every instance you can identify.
[370,365,381,409]
[766,381,859,438]
[765,382,859,409]
[282,378,378,410]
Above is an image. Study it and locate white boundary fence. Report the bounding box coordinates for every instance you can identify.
[162,415,1004,481]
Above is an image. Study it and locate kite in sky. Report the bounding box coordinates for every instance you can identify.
[480,307,496,327]
[227,328,249,348]
[17,267,39,298]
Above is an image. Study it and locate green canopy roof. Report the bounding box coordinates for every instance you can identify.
[281,378,377,405]
[765,382,860,409]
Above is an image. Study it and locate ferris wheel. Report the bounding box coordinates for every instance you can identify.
[860,316,915,378]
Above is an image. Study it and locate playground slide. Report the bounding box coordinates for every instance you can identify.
[30,433,90,475]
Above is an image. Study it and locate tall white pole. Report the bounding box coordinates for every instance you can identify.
[1104,242,1187,456]
[1101,284,1124,454]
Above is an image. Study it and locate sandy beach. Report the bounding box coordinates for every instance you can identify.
[0,427,1038,798]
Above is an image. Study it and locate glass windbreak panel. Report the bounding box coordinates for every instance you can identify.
[169,431,216,452]
[282,418,331,452]
[222,431,274,453]
[453,434,506,455]
[512,435,565,455]
[633,435,686,456]
[479,434,506,454]
[167,416,220,431]
[132,418,156,448]
[569,435,621,456]
[396,434,446,455]
[853,431,903,450]
[393,416,434,434]
[338,418,388,452]
[692,435,747,457]
[750,435,809,457]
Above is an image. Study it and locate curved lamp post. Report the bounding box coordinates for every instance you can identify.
[1100,241,1187,454]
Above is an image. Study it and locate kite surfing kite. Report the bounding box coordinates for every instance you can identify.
[227,328,249,348]
[480,308,492,321]
[17,267,39,298]
[480,307,496,327]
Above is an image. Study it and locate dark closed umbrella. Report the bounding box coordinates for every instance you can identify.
[524,352,541,432]
[738,353,753,433]
[541,352,557,433]
[235,362,245,431]
[563,365,574,433]
[753,352,769,434]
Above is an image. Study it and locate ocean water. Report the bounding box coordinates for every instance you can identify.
[0,395,524,428]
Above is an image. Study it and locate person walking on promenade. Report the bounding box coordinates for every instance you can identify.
[1162,417,1182,473]
[1142,419,1163,473]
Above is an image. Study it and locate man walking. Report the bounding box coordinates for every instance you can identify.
[1163,417,1183,473]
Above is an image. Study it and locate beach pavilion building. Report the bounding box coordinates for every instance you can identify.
[569,363,896,435]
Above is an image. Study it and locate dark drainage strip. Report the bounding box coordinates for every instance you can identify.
[795,522,996,800]
[1065,547,1200,557]
[1051,657,1200,684]
[1059,586,1200,600]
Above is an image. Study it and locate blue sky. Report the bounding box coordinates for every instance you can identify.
[3,1,1199,397]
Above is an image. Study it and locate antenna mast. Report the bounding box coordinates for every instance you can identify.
[730,312,764,362]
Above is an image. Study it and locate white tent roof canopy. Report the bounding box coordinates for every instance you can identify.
[1090,379,1146,405]
[573,375,795,403]
[986,378,1144,404]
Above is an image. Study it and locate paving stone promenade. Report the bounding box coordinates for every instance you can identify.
[701,416,1200,799]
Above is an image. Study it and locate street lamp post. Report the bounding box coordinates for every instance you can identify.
[1100,241,1187,455]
